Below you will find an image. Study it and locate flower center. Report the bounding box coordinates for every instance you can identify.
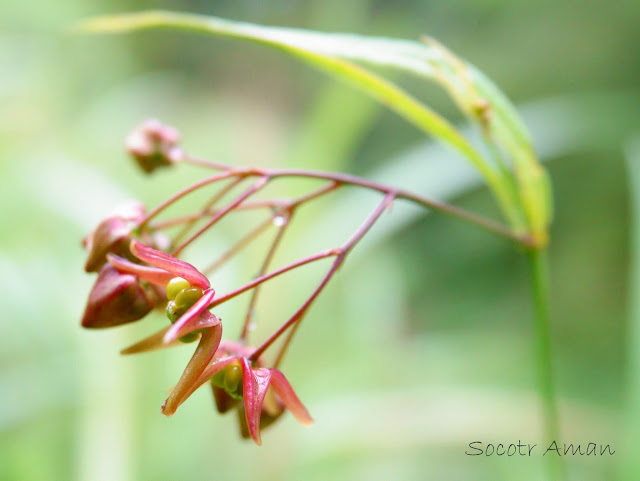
[211,361,243,400]
[165,277,204,342]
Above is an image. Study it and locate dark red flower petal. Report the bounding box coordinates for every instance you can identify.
[81,265,155,328]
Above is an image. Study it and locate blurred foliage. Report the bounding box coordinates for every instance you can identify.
[1,1,639,480]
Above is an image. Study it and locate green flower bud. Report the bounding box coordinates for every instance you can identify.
[166,300,185,323]
[211,369,227,389]
[224,364,242,393]
[166,277,190,300]
[174,287,203,309]
[210,361,243,399]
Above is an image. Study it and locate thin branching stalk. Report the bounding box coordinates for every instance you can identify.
[138,170,239,228]
[171,177,269,256]
[249,192,396,362]
[239,217,291,342]
[202,214,276,276]
[149,201,282,229]
[181,156,532,246]
[208,249,339,309]
[170,176,245,249]
[239,181,340,342]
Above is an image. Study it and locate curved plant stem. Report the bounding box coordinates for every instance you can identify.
[149,201,281,229]
[528,248,564,481]
[182,157,532,247]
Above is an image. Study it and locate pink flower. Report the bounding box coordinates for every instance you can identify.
[108,239,217,343]
[164,341,313,445]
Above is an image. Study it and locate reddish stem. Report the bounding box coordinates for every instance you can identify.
[238,181,340,342]
[180,155,231,172]
[171,177,269,256]
[171,176,245,248]
[239,214,291,342]
[290,180,341,206]
[249,193,396,363]
[182,158,528,246]
[202,213,276,276]
[149,201,283,229]
[138,171,239,229]
[207,249,339,309]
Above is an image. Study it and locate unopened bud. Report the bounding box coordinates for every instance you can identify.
[126,119,182,173]
[211,361,243,399]
[84,217,132,273]
[84,201,145,273]
[81,265,156,328]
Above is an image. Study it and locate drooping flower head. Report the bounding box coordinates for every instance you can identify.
[126,119,182,174]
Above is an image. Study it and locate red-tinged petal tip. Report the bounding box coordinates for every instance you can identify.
[130,240,210,289]
[241,358,272,445]
[236,407,284,442]
[270,369,313,426]
[163,289,217,344]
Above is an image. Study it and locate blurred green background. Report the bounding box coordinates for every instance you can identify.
[2,1,640,480]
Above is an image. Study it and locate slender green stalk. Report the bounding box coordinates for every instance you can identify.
[619,139,640,480]
[528,248,564,481]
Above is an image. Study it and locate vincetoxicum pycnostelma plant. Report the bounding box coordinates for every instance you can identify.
[76,11,562,479]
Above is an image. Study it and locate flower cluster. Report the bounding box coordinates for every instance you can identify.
[81,228,312,444]
[82,117,507,445]
[80,122,319,445]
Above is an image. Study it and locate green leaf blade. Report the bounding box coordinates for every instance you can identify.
[76,10,550,240]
